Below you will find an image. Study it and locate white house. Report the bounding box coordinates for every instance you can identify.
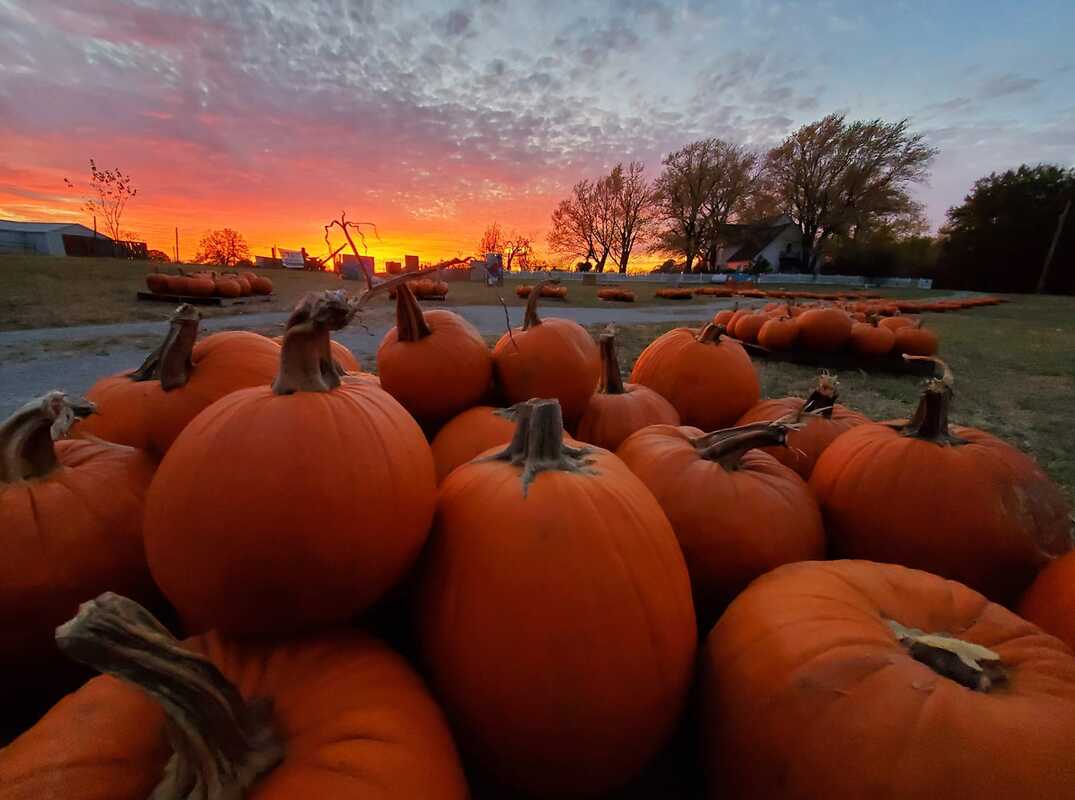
[0,220,112,256]
[715,215,805,273]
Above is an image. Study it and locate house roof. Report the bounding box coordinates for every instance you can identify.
[720,216,796,263]
[0,219,111,239]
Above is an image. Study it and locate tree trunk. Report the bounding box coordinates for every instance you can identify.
[596,247,609,273]
[618,251,629,273]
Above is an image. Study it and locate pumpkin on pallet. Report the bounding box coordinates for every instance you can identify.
[597,287,636,302]
[0,593,468,800]
[655,287,694,300]
[417,399,696,798]
[515,283,568,300]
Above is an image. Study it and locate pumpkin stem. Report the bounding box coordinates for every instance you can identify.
[896,357,966,446]
[522,283,547,330]
[887,619,1006,692]
[697,322,724,344]
[800,372,839,419]
[128,304,200,389]
[56,593,283,800]
[0,391,95,482]
[692,421,797,470]
[598,333,626,395]
[481,399,595,495]
[394,282,433,342]
[273,291,357,395]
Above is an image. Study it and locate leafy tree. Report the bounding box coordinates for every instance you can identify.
[764,114,936,275]
[936,164,1075,293]
[193,228,251,267]
[63,159,138,241]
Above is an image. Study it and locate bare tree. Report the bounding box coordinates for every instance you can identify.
[64,159,138,241]
[652,139,757,273]
[548,180,612,272]
[765,114,937,274]
[324,211,380,289]
[604,162,656,274]
[503,232,532,271]
[478,222,504,256]
[193,228,251,267]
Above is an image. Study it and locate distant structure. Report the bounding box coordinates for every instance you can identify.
[0,219,135,257]
[385,260,402,274]
[339,253,375,281]
[404,254,420,272]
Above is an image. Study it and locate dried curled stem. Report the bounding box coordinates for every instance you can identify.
[887,619,1006,692]
[0,391,96,482]
[128,304,200,390]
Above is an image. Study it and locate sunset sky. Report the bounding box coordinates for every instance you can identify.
[1,0,1073,269]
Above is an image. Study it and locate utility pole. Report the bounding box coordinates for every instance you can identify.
[175,227,180,264]
[1036,198,1071,294]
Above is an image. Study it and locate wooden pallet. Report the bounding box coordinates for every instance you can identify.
[136,292,274,306]
[733,338,937,376]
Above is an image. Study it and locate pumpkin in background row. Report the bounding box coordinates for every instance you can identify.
[878,314,915,331]
[430,404,520,483]
[617,421,824,628]
[145,291,436,635]
[418,400,696,798]
[810,359,1072,605]
[730,312,767,344]
[893,320,940,356]
[492,284,600,426]
[78,305,280,458]
[377,282,493,428]
[756,316,799,350]
[1019,551,1075,651]
[0,593,468,800]
[0,394,157,686]
[575,331,679,451]
[735,373,868,479]
[848,317,896,356]
[704,559,1075,799]
[630,322,760,431]
[795,306,852,352]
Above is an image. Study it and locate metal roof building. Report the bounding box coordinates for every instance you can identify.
[0,220,112,256]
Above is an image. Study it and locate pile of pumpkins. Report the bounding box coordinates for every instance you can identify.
[145,268,273,299]
[720,300,941,359]
[597,287,637,302]
[3,276,1075,799]
[388,277,449,299]
[655,287,695,300]
[516,283,568,300]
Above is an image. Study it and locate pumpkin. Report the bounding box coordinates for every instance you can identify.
[0,394,157,687]
[271,335,360,374]
[656,288,694,300]
[795,307,852,352]
[78,305,280,458]
[430,405,521,483]
[145,273,168,294]
[249,274,274,295]
[810,359,1072,604]
[377,283,493,428]
[228,272,252,296]
[1018,551,1075,650]
[703,559,1075,799]
[878,314,915,331]
[184,273,215,298]
[575,331,680,451]
[144,291,436,635]
[848,318,895,356]
[492,284,600,426]
[735,373,867,479]
[756,316,799,350]
[0,593,468,800]
[417,399,696,797]
[712,307,737,326]
[893,320,939,356]
[730,312,767,343]
[617,420,824,628]
[630,323,760,431]
[214,276,241,298]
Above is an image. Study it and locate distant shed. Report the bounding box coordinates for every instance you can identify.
[0,220,113,256]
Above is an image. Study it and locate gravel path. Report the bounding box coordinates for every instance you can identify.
[0,301,730,417]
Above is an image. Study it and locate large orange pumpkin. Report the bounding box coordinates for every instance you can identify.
[575,331,680,451]
[848,318,895,356]
[810,360,1072,604]
[429,404,520,483]
[0,394,157,686]
[1018,551,1075,650]
[144,291,436,635]
[0,593,468,800]
[418,399,696,797]
[893,320,940,356]
[78,305,280,458]
[703,559,1075,799]
[492,284,600,425]
[617,420,824,628]
[630,323,760,430]
[377,283,492,428]
[735,373,868,478]
[796,306,852,352]
[756,316,799,350]
[270,334,360,374]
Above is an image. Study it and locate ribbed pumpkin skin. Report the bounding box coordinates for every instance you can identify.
[849,322,895,356]
[796,308,852,352]
[0,629,468,800]
[616,425,824,625]
[492,320,600,426]
[145,381,436,635]
[704,559,1075,800]
[430,406,518,483]
[630,327,760,431]
[418,445,697,797]
[575,385,680,451]
[378,310,493,427]
[79,331,279,458]
[1018,551,1075,650]
[0,440,157,668]
[756,317,799,350]
[810,422,1072,604]
[736,397,868,478]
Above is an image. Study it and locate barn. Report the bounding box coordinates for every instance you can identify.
[0,220,114,256]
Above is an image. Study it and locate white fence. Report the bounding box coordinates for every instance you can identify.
[488,270,931,289]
